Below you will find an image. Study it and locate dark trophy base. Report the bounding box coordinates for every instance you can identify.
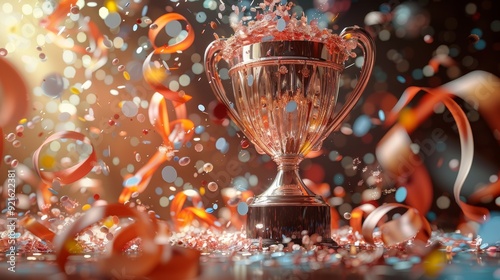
[246,201,335,246]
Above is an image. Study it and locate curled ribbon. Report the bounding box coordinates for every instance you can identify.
[32,131,97,185]
[170,190,220,230]
[119,93,194,203]
[54,204,160,277]
[350,203,376,235]
[120,12,196,202]
[144,13,195,106]
[377,71,496,223]
[360,203,432,246]
[42,0,107,78]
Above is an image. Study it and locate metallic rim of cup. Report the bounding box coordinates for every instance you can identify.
[228,58,344,74]
[226,40,349,68]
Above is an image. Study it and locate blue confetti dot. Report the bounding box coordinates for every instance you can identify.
[426,211,437,221]
[155,187,163,195]
[412,69,423,80]
[363,153,375,164]
[285,101,297,113]
[195,125,205,134]
[334,174,344,185]
[161,166,177,183]
[397,75,406,83]
[474,39,486,50]
[247,74,254,86]
[395,186,407,202]
[123,176,141,188]
[198,104,205,112]
[378,110,385,121]
[471,28,483,37]
[174,141,183,149]
[353,115,372,137]
[237,202,249,215]
[277,18,286,31]
[205,208,214,213]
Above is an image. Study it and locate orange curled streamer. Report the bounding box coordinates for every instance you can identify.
[170,190,220,229]
[361,203,432,246]
[42,0,107,78]
[120,12,197,202]
[350,203,376,235]
[143,50,193,107]
[376,125,434,215]
[54,204,160,277]
[379,72,496,223]
[119,93,194,203]
[148,13,195,54]
[143,12,195,107]
[32,131,97,185]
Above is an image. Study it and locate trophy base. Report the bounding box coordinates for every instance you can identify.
[246,197,334,246]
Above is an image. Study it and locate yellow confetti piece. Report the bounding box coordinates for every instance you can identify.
[200,187,205,196]
[40,155,55,169]
[70,87,80,94]
[123,71,130,80]
[65,239,83,254]
[105,0,118,12]
[423,250,447,277]
[82,204,92,211]
[19,118,28,124]
[103,217,114,228]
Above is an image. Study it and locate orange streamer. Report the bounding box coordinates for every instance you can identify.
[119,93,194,203]
[148,13,195,54]
[350,203,376,235]
[361,203,431,246]
[53,204,160,277]
[143,13,195,107]
[32,131,97,185]
[378,72,498,223]
[170,190,220,229]
[120,12,197,203]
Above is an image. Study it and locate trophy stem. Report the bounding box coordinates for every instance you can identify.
[246,155,333,245]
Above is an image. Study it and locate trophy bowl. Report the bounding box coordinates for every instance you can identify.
[205,26,375,244]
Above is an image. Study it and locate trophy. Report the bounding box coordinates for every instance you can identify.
[205,26,375,244]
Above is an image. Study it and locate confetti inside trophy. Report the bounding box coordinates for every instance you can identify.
[205,22,375,244]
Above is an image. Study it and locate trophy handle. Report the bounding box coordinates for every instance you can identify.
[324,26,376,137]
[204,40,248,136]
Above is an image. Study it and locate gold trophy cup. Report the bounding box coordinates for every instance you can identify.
[205,26,375,244]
